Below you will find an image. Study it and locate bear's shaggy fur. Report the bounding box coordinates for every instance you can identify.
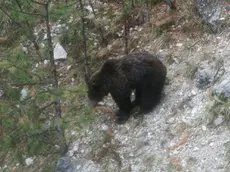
[87,52,167,124]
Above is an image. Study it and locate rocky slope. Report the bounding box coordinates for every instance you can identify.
[56,23,230,172]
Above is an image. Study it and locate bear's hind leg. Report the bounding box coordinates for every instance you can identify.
[139,80,162,114]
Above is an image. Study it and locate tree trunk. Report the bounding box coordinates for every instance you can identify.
[79,0,90,83]
[44,1,67,155]
[145,0,150,23]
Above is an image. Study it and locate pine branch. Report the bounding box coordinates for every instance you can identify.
[7,59,43,82]
[15,0,43,61]
[8,8,45,17]
[0,7,22,27]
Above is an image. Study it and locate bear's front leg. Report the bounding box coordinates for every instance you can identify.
[116,109,131,124]
[111,93,133,124]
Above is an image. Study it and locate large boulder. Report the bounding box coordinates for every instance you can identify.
[56,157,76,172]
[213,74,230,98]
[56,156,101,172]
[195,0,224,33]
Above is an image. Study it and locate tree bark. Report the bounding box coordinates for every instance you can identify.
[44,1,67,155]
[145,0,150,24]
[79,0,90,83]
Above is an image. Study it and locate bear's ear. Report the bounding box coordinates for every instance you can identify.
[101,59,116,73]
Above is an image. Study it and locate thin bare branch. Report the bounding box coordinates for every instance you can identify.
[78,0,90,83]
[122,0,129,55]
[39,101,55,112]
[88,0,96,15]
[9,8,45,17]
[212,60,225,85]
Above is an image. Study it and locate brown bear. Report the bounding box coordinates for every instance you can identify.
[87,52,167,124]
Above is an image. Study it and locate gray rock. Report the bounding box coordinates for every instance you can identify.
[56,157,76,172]
[54,42,67,60]
[195,68,214,89]
[214,74,230,98]
[195,0,224,33]
[56,156,101,172]
[213,116,224,126]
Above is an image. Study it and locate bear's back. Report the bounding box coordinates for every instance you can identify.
[117,52,166,79]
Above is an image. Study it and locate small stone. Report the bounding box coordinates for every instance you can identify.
[41,43,45,48]
[101,124,108,131]
[105,26,109,30]
[76,165,81,170]
[209,142,214,147]
[193,147,199,151]
[71,131,77,136]
[129,153,134,157]
[67,65,72,70]
[176,43,183,47]
[213,116,224,126]
[202,125,207,131]
[25,157,34,166]
[20,87,28,101]
[55,145,60,150]
[44,59,49,65]
[73,145,79,151]
[191,90,197,95]
[68,150,74,157]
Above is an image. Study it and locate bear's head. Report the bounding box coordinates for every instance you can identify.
[87,59,117,106]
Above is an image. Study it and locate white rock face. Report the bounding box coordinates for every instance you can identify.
[54,43,67,60]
